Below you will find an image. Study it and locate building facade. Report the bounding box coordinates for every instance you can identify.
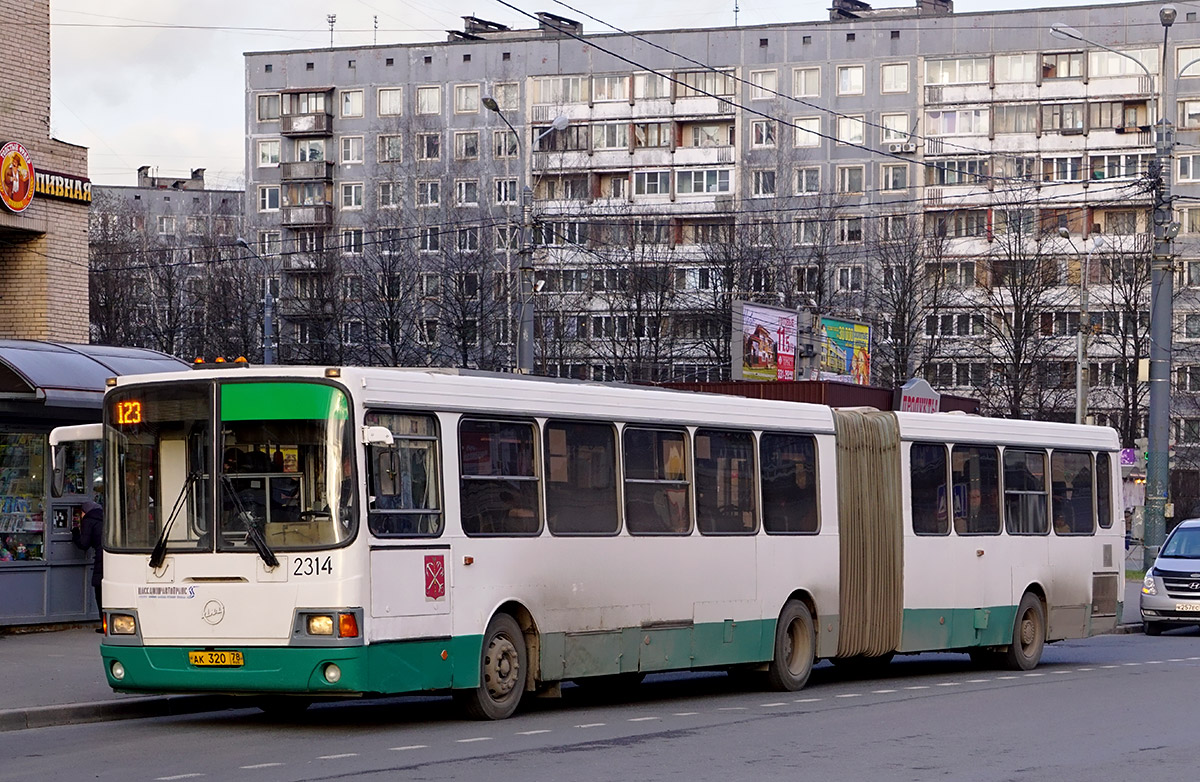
[241,0,1200,500]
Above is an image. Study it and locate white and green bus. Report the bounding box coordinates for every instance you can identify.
[53,366,1123,719]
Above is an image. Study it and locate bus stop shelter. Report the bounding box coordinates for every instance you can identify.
[0,340,187,627]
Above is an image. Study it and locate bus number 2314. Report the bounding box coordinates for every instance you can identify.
[293,556,333,577]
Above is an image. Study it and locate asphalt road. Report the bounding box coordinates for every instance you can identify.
[6,628,1200,782]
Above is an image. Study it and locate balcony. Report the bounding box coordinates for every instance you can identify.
[280,112,333,137]
[673,146,734,166]
[280,160,334,181]
[281,204,333,227]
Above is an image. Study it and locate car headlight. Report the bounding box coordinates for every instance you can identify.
[1143,573,1158,596]
[110,614,138,635]
[307,615,334,635]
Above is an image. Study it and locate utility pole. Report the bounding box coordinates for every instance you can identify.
[327,14,336,48]
[236,238,276,365]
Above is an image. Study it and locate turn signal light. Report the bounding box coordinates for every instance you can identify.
[338,612,359,638]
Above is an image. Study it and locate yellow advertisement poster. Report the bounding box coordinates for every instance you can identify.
[819,317,871,385]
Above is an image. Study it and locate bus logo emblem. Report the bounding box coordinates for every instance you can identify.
[425,555,445,600]
[202,599,225,625]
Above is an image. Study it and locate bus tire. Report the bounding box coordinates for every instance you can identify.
[458,613,527,720]
[766,600,815,692]
[1004,592,1045,671]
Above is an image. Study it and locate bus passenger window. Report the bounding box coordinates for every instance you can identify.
[365,412,442,537]
[623,427,691,535]
[1051,450,1093,535]
[761,433,818,534]
[1096,452,1113,529]
[910,443,949,535]
[459,419,540,536]
[695,429,756,535]
[544,421,618,535]
[951,446,1000,535]
[1004,449,1048,535]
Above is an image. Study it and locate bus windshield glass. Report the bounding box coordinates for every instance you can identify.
[107,383,212,553]
[218,382,356,551]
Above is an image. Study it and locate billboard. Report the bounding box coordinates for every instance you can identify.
[819,317,871,385]
[733,301,797,381]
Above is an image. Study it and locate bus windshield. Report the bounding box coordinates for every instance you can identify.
[106,380,356,554]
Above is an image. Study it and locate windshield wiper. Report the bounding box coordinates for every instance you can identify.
[149,470,203,570]
[220,474,280,569]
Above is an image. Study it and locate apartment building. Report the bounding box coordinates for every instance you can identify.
[242,0,1200,457]
[90,167,247,359]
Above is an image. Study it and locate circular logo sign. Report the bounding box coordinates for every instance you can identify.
[0,141,35,213]
[202,599,226,625]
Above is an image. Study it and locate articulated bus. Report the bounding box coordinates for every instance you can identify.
[52,366,1123,719]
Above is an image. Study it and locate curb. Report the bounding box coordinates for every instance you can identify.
[0,694,236,732]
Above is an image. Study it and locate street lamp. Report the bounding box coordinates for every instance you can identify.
[1051,7,1179,569]
[1059,228,1105,425]
[235,237,276,365]
[481,98,569,374]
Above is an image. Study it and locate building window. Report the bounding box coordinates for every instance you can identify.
[420,228,440,253]
[257,139,280,167]
[1043,103,1085,132]
[257,93,281,121]
[493,82,519,110]
[794,117,821,147]
[532,75,588,104]
[633,72,671,99]
[796,166,820,193]
[1043,52,1083,79]
[1179,154,1200,182]
[836,165,864,193]
[593,75,629,102]
[881,113,908,142]
[340,136,364,164]
[494,129,518,158]
[378,135,403,163]
[751,169,776,197]
[258,231,281,256]
[454,131,479,160]
[341,90,364,118]
[793,67,819,97]
[882,163,908,191]
[925,109,988,136]
[341,182,364,209]
[157,215,175,235]
[378,182,400,208]
[495,178,518,204]
[454,84,480,114]
[258,185,280,212]
[675,70,735,98]
[795,220,819,246]
[455,179,479,206]
[836,115,864,145]
[836,65,864,95]
[634,122,671,148]
[296,138,325,162]
[838,266,864,291]
[634,171,671,195]
[881,62,909,93]
[417,133,440,160]
[749,69,777,100]
[593,123,629,150]
[926,58,989,85]
[676,169,731,194]
[416,86,441,114]
[417,180,440,206]
[378,87,403,116]
[995,54,1037,83]
[837,217,863,244]
[341,228,363,254]
[995,104,1037,134]
[926,157,990,185]
[1043,156,1084,182]
[751,120,776,147]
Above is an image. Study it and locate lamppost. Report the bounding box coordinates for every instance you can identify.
[235,237,276,364]
[1059,229,1105,425]
[1052,7,1179,568]
[482,97,569,374]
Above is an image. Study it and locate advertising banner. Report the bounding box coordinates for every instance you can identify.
[819,317,871,385]
[734,302,797,381]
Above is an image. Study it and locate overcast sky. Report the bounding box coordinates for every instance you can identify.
[49,0,1155,188]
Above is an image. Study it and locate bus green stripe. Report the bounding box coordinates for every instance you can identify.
[220,382,348,422]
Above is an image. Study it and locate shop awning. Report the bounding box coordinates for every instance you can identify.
[0,340,188,408]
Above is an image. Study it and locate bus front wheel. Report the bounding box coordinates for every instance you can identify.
[1004,593,1045,671]
[767,600,815,692]
[458,613,527,720]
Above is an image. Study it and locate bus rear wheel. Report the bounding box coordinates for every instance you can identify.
[1004,592,1045,671]
[767,600,815,692]
[458,613,527,720]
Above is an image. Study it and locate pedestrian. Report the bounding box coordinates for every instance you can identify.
[72,500,104,632]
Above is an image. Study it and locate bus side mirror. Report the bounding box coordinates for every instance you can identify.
[361,426,394,446]
[51,444,66,498]
[49,423,103,499]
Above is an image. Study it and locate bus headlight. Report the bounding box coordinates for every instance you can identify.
[110,661,126,681]
[324,663,342,684]
[110,614,138,635]
[307,615,335,635]
[1143,573,1158,596]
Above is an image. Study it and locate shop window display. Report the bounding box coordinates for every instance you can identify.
[0,434,45,561]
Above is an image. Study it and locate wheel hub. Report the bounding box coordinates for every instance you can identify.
[484,635,520,698]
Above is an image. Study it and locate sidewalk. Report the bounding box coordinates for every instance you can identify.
[0,583,1148,732]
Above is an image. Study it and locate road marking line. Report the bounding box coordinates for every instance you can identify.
[1147,660,1164,664]
[793,698,821,703]
[1167,659,1185,663]
[457,737,494,743]
[575,723,606,728]
[628,716,660,721]
[1023,673,1045,677]
[1075,667,1094,672]
[1100,665,1119,669]
[1189,657,1200,661]
[156,776,204,781]
[996,676,1018,680]
[673,712,699,716]
[936,682,961,687]
[318,753,358,760]
[760,702,787,707]
[718,707,746,711]
[516,729,551,735]
[390,745,428,751]
[835,693,862,698]
[1052,670,1071,674]
[965,679,990,683]
[872,689,897,693]
[1123,662,1143,666]
[904,685,930,690]
[240,763,283,769]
